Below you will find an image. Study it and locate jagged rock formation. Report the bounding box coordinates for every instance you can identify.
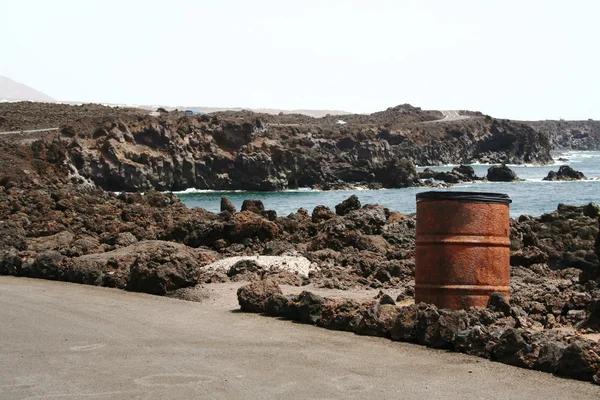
[527,120,600,150]
[543,165,587,181]
[0,102,554,192]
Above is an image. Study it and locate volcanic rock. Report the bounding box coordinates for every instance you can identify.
[220,196,237,213]
[241,199,265,214]
[487,164,519,182]
[543,165,587,181]
[335,195,361,216]
[237,279,283,313]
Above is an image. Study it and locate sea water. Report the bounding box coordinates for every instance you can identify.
[177,151,600,217]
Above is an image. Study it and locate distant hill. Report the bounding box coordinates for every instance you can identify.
[0,76,56,102]
[194,107,353,118]
[135,105,352,118]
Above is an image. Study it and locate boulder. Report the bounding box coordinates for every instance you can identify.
[418,165,478,184]
[346,204,387,235]
[356,303,400,337]
[453,165,478,180]
[487,164,519,182]
[241,199,265,214]
[557,341,600,383]
[220,196,237,213]
[376,158,418,188]
[27,250,64,280]
[319,299,363,332]
[227,259,262,278]
[335,195,361,216]
[290,291,326,324]
[66,241,215,293]
[261,210,277,221]
[390,304,420,342]
[534,341,567,373]
[237,279,283,313]
[226,211,279,242]
[491,328,533,368]
[312,205,336,223]
[454,325,491,358]
[543,165,587,181]
[487,292,511,316]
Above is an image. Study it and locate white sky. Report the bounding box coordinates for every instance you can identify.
[2,0,598,120]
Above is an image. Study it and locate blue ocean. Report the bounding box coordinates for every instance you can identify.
[177,151,600,217]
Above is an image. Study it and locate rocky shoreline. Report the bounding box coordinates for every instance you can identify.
[0,180,599,382]
[0,102,599,384]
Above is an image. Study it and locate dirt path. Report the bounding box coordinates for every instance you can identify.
[1,277,598,399]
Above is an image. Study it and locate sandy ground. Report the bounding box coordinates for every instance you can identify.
[1,276,599,400]
[204,255,316,277]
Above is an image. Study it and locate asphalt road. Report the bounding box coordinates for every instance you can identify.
[436,110,472,122]
[1,277,599,399]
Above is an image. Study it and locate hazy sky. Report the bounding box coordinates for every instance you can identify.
[2,0,598,120]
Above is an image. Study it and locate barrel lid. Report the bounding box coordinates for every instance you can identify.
[416,191,512,204]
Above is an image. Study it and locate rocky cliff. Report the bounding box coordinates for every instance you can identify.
[526,120,600,150]
[1,102,553,192]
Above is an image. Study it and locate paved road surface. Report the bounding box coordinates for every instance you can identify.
[1,277,599,399]
[435,110,472,122]
[0,127,59,135]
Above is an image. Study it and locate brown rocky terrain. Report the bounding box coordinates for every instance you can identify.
[0,101,599,384]
[0,176,598,382]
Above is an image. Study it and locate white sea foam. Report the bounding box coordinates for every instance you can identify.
[172,188,247,194]
[525,178,598,183]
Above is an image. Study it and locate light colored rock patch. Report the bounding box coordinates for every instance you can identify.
[205,255,317,278]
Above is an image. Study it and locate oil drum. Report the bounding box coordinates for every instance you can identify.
[415,191,512,309]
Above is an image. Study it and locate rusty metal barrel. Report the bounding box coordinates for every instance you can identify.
[415,191,512,310]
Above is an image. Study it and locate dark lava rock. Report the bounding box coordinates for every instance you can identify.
[356,303,400,337]
[376,158,418,188]
[335,195,361,216]
[312,205,336,223]
[487,164,519,182]
[378,293,396,305]
[453,165,478,180]
[543,165,587,181]
[487,292,512,316]
[227,259,262,277]
[31,250,64,280]
[557,342,600,383]
[237,279,283,313]
[418,165,479,184]
[534,341,567,373]
[225,211,279,242]
[126,243,205,295]
[454,325,491,358]
[390,304,420,342]
[264,293,293,317]
[220,196,237,213]
[261,210,278,221]
[241,199,265,214]
[319,299,363,332]
[510,246,549,267]
[417,308,470,349]
[292,291,326,324]
[491,328,532,368]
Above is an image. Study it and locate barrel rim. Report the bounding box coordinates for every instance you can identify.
[416,191,512,204]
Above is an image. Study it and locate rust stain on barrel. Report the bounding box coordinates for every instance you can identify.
[415,192,512,310]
